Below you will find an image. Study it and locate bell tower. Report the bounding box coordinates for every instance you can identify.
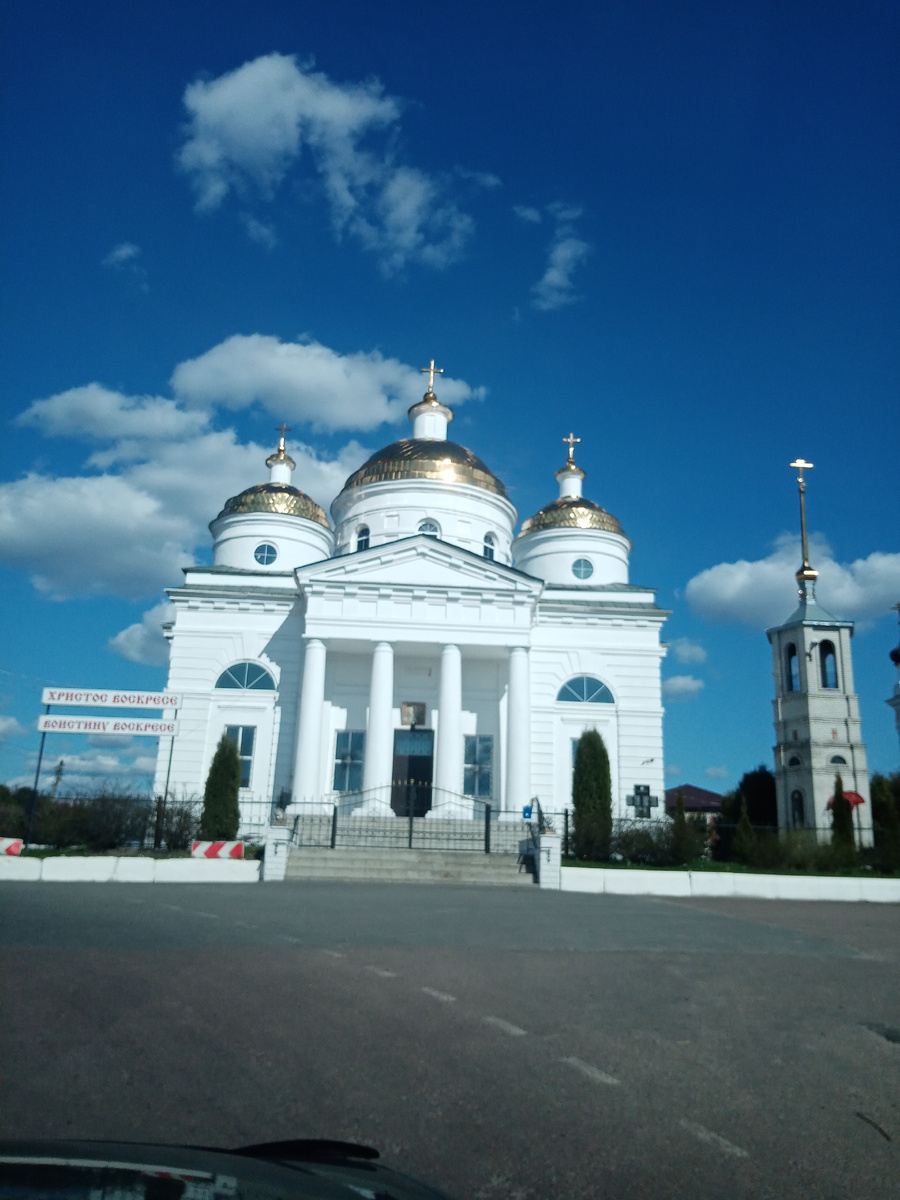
[765,460,872,844]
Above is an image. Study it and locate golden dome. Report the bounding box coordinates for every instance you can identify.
[342,439,508,498]
[216,483,329,527]
[519,496,627,538]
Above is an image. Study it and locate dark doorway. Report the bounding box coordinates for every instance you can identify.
[391,728,434,816]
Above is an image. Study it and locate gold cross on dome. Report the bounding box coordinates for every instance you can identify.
[563,432,581,463]
[419,359,443,393]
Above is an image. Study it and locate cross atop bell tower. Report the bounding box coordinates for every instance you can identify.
[790,458,818,602]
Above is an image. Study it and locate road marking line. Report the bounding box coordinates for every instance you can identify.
[322,950,345,958]
[679,1120,749,1158]
[484,1016,527,1037]
[195,912,218,919]
[561,1057,620,1086]
[164,904,182,911]
[277,934,303,943]
[365,966,397,977]
[234,921,256,928]
[422,987,456,1003]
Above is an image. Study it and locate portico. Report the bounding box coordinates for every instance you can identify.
[290,617,536,818]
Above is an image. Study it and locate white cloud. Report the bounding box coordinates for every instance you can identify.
[109,601,174,666]
[0,472,196,600]
[3,337,486,600]
[240,213,277,249]
[0,715,26,743]
[662,675,705,699]
[705,766,729,779]
[171,335,483,432]
[685,533,900,628]
[531,203,591,311]
[669,637,707,665]
[16,383,208,445]
[664,764,682,777]
[513,205,542,224]
[177,52,476,272]
[102,242,141,268]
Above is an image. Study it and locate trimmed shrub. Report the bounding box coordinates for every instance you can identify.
[200,733,241,840]
[830,772,856,868]
[871,773,900,873]
[572,730,612,861]
[732,797,757,864]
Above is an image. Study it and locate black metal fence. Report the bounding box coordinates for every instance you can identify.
[288,791,531,855]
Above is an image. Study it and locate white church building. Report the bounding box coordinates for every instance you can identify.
[153,369,669,835]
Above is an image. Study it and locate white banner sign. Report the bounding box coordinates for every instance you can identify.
[41,687,181,709]
[37,715,178,737]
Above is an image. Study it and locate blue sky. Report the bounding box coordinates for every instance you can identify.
[1,0,898,794]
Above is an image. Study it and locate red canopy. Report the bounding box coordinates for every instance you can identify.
[826,791,865,809]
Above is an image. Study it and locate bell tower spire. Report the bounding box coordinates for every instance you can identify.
[790,458,818,602]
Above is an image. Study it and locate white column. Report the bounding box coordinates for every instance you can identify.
[505,645,531,813]
[362,641,394,811]
[435,643,463,809]
[293,638,327,807]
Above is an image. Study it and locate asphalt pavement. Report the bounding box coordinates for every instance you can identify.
[1,882,897,1199]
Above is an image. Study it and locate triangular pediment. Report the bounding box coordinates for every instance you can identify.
[295,535,541,593]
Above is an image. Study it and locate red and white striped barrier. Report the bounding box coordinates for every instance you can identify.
[191,841,244,859]
[1,838,23,856]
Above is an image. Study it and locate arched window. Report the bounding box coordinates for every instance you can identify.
[418,520,439,537]
[254,543,277,565]
[819,640,837,689]
[215,662,276,690]
[830,754,847,764]
[356,525,370,552]
[572,558,593,580]
[556,676,614,703]
[785,643,799,692]
[483,533,495,561]
[790,789,805,828]
[788,755,801,767]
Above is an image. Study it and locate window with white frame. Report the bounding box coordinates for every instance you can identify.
[464,735,493,798]
[333,730,365,792]
[225,725,255,788]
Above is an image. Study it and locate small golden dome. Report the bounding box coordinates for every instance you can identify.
[341,439,508,498]
[519,496,627,537]
[216,483,329,527]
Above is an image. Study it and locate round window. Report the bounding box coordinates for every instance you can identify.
[572,558,593,580]
[418,521,439,537]
[254,543,278,565]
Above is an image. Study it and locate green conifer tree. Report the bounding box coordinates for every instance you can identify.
[572,729,612,861]
[672,788,691,865]
[870,773,900,873]
[830,771,856,865]
[200,732,241,840]
[733,796,757,865]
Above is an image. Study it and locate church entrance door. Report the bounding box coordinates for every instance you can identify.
[391,728,434,817]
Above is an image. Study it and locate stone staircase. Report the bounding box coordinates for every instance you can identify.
[285,846,537,885]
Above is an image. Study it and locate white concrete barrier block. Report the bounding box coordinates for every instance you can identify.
[859,878,900,903]
[42,856,117,882]
[689,871,737,897]
[263,826,291,882]
[774,874,824,900]
[560,866,606,893]
[819,876,863,902]
[0,856,42,880]
[604,869,692,897]
[113,857,157,882]
[537,832,562,890]
[728,873,773,898]
[154,858,260,883]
